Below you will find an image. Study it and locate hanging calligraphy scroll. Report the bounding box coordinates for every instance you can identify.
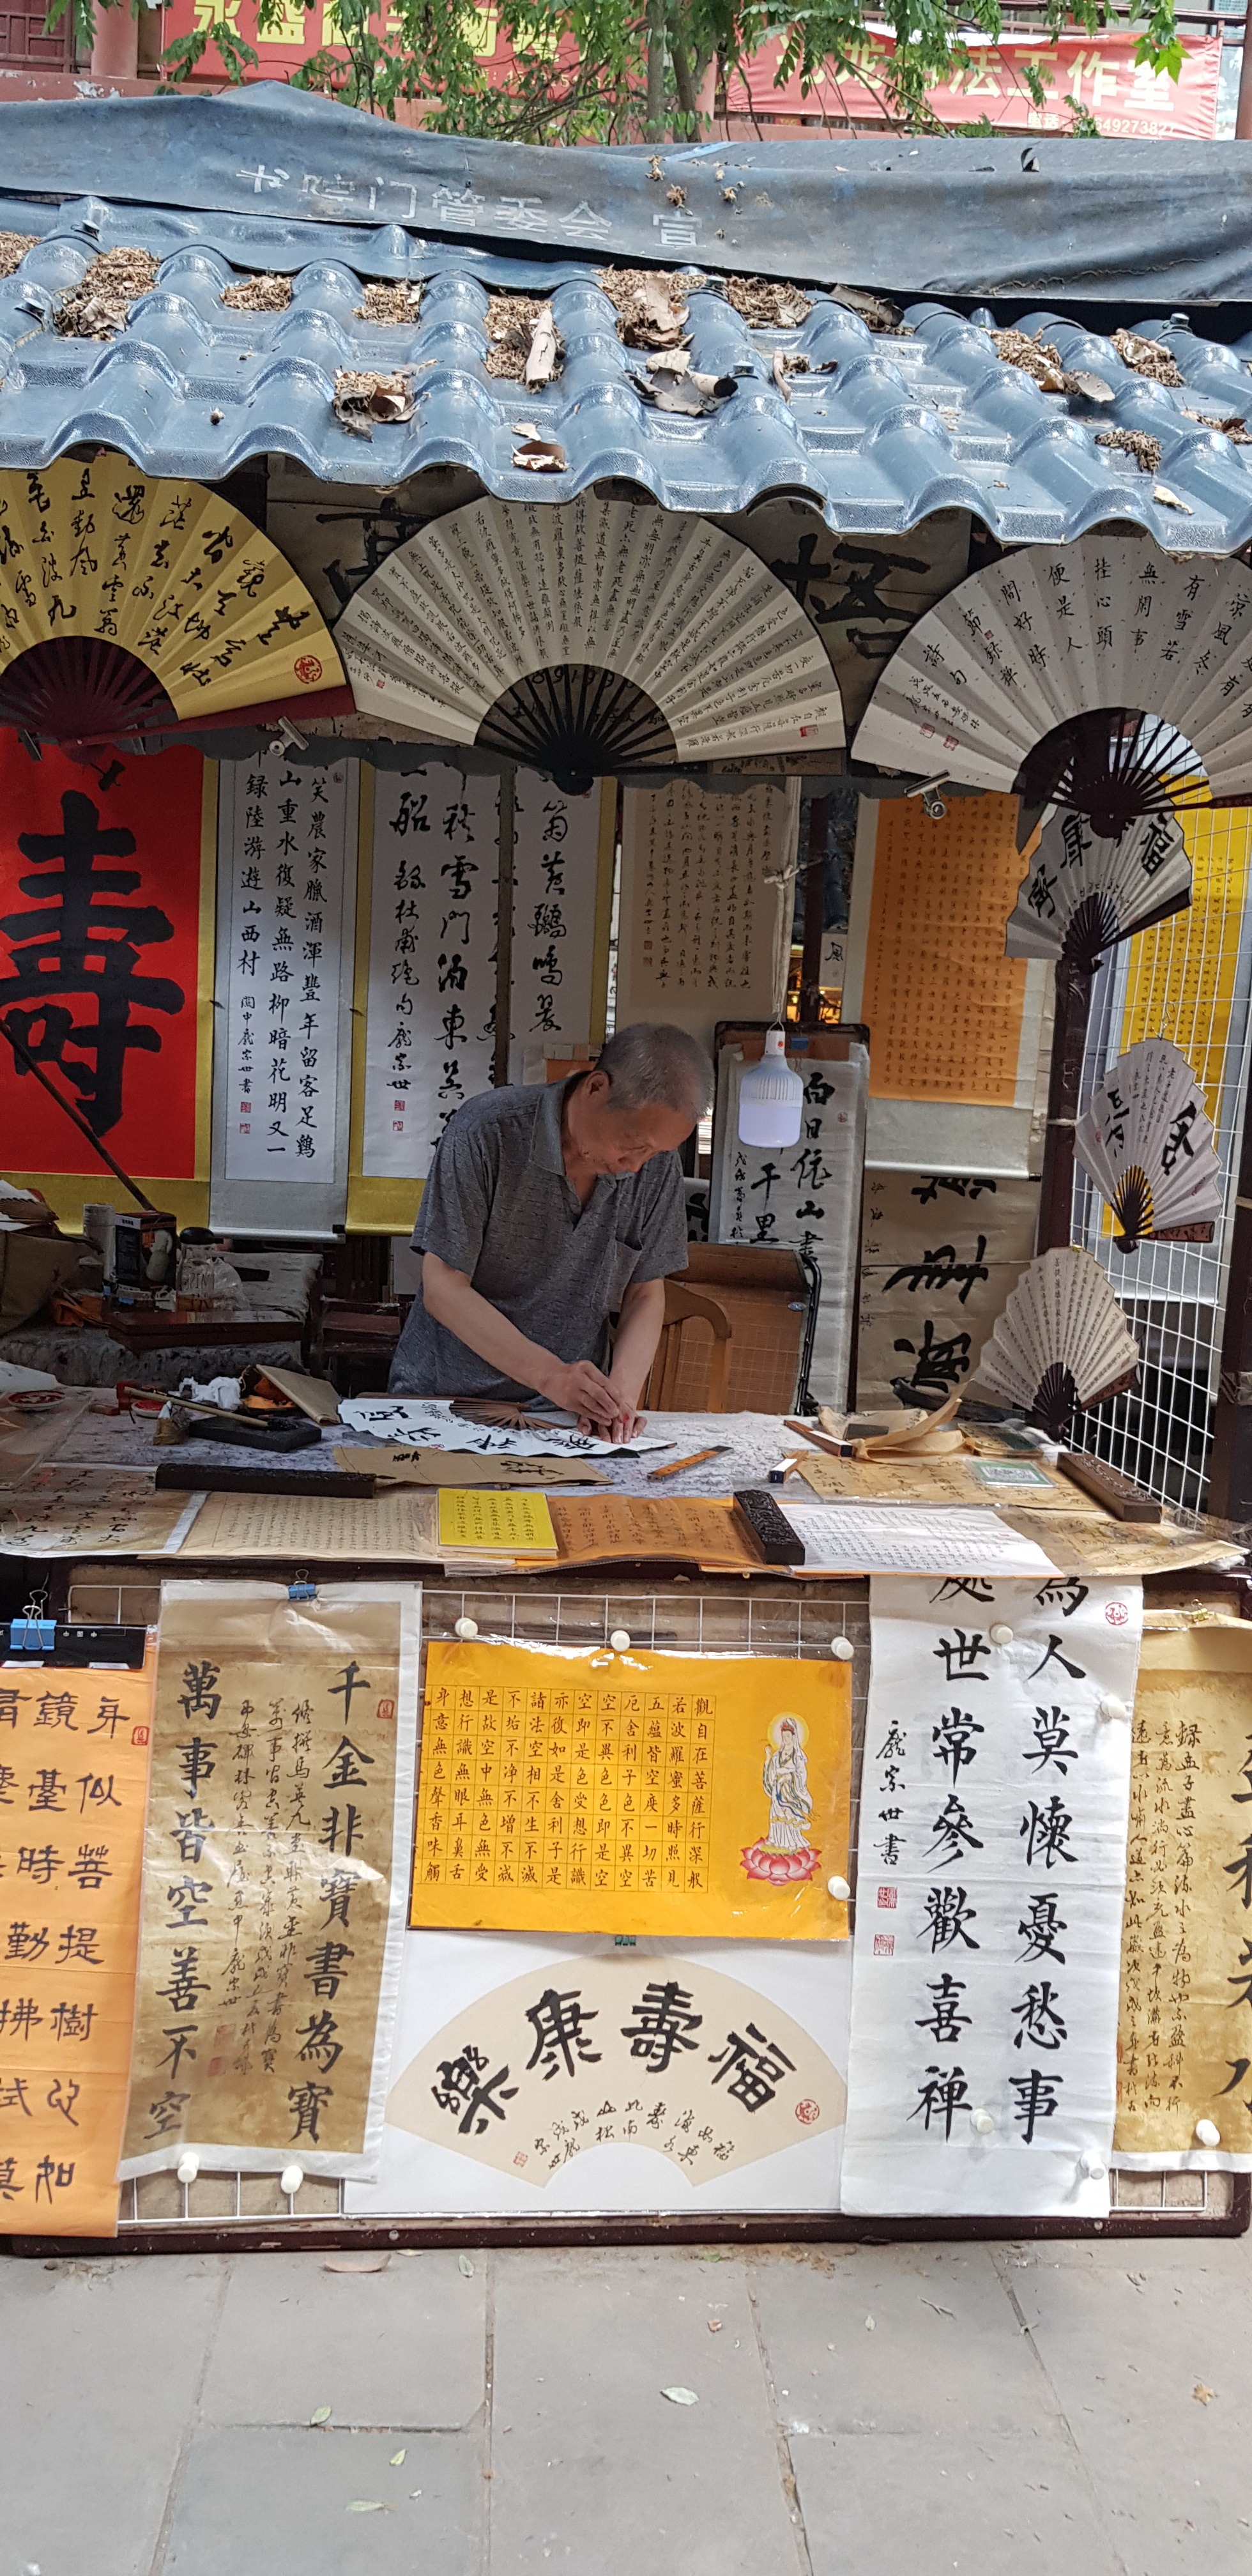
[508,774,614,1084]
[840,1575,1141,2218]
[616,781,797,1048]
[346,765,499,1234]
[842,795,1051,1177]
[0,737,215,1230]
[410,1639,851,1942]
[857,1168,1042,1408]
[345,1931,851,2218]
[708,1031,867,1411]
[1113,1621,1252,2172]
[210,753,357,1234]
[119,1580,420,2179]
[0,1650,154,2238]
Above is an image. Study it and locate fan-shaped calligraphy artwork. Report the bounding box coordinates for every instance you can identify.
[1076,1039,1223,1255]
[1006,808,1193,975]
[0,458,344,739]
[973,1246,1140,1440]
[335,496,844,780]
[853,537,1252,816]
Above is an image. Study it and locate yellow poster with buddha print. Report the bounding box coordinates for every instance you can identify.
[410,1641,852,1942]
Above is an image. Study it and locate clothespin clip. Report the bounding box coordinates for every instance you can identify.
[287,1570,317,1603]
[8,1594,54,1654]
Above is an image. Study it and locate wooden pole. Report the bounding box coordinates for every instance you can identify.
[1036,958,1093,1254]
[798,794,830,1025]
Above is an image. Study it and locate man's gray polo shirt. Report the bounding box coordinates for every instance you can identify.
[388,1076,689,1400]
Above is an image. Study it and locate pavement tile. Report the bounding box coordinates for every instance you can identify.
[162,2426,480,2576]
[748,2242,1054,2438]
[792,2427,1123,2576]
[489,2248,800,2576]
[0,2253,224,2576]
[199,2248,486,2428]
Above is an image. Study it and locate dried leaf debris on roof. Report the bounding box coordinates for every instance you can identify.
[484,291,563,383]
[355,280,423,325]
[54,246,159,339]
[0,234,37,281]
[220,272,292,313]
[725,275,812,330]
[1096,425,1163,474]
[333,367,420,435]
[1111,326,1185,388]
[597,266,692,349]
[991,328,1111,402]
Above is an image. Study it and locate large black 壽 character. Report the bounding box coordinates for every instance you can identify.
[0,788,185,1137]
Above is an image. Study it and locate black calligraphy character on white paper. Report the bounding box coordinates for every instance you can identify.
[920,1885,980,1952]
[432,2043,519,2135]
[1011,1980,1067,2052]
[931,1707,984,1779]
[915,1972,970,2046]
[524,1988,602,2081]
[1018,1893,1067,1964]
[620,1981,703,2076]
[1021,1795,1078,1871]
[708,2023,796,2113]
[910,2062,971,2139]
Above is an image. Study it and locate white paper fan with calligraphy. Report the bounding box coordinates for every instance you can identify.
[335,494,844,784]
[1005,806,1193,973]
[973,1247,1140,1439]
[0,455,344,740]
[1076,1039,1222,1254]
[853,535,1252,818]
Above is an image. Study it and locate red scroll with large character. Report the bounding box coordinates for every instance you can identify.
[0,737,213,1225]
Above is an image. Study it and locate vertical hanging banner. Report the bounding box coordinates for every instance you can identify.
[1114,1621,1252,2170]
[211,754,356,1232]
[841,1575,1141,2218]
[508,775,612,1082]
[0,737,213,1230]
[616,781,797,1047]
[360,767,500,1191]
[708,1034,868,1409]
[0,1652,155,2239]
[119,1581,420,2179]
[857,1169,1042,1408]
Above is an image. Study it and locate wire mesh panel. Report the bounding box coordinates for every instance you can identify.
[1070,808,1252,1510]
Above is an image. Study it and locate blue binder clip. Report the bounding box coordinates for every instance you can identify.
[287,1572,317,1602]
[9,1598,55,1653]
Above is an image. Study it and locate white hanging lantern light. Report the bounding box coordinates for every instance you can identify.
[738,1029,804,1148]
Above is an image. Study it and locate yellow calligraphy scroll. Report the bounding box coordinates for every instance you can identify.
[0,1651,155,2237]
[411,1641,852,1940]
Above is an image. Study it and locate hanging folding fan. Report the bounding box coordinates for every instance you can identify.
[335,494,844,786]
[973,1247,1141,1439]
[853,535,1252,817]
[1076,1039,1223,1254]
[0,456,344,739]
[1005,805,1193,974]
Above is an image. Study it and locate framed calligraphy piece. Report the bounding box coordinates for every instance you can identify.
[616,781,798,1049]
[119,1580,420,2179]
[346,1931,851,2217]
[841,1574,1142,2218]
[0,737,214,1229]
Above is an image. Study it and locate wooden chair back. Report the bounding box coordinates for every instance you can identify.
[643,1278,733,1412]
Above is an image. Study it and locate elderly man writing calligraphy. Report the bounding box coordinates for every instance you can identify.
[388,1023,713,1440]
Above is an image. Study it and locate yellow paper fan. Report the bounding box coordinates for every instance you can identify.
[0,456,344,732]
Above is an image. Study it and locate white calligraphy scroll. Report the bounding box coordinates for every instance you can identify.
[840,1575,1142,2218]
[360,767,500,1185]
[345,1932,851,2217]
[708,1041,868,1410]
[508,776,609,1082]
[210,754,357,1233]
[616,780,798,1048]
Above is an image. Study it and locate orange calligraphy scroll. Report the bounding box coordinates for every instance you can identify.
[0,1652,154,2237]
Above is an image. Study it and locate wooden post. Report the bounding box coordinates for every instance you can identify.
[798,794,830,1025]
[1237,16,1252,137]
[492,767,515,1089]
[1207,1073,1252,1519]
[1036,958,1094,1254]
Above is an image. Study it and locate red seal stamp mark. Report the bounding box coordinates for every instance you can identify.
[376,1698,395,1724]
[794,2098,820,2126]
[873,1932,896,1957]
[1105,1601,1129,1625]
[293,653,323,686]
[131,1725,149,1745]
[876,1884,897,1910]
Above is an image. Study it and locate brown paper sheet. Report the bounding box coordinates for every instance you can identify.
[791,1452,1096,1512]
[0,1469,195,1557]
[998,1508,1246,1579]
[121,1580,420,2173]
[1115,1626,1252,2160]
[180,1486,441,1562]
[545,1493,761,1572]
